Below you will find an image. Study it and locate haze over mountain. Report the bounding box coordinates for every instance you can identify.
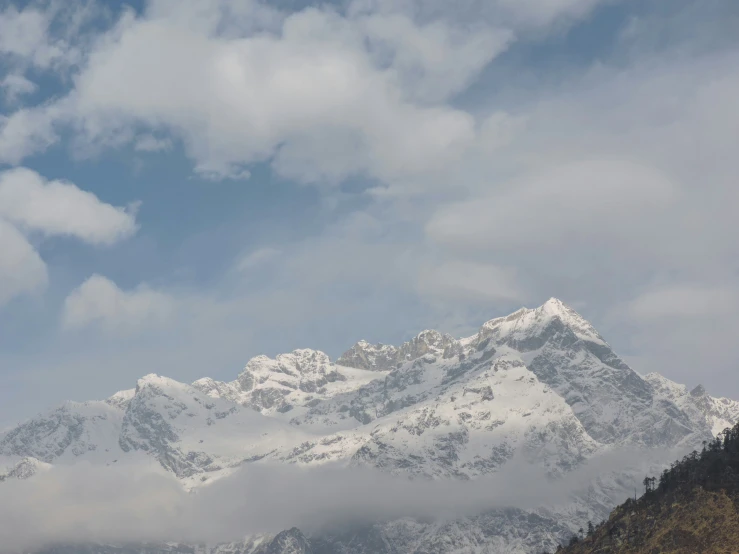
[2,299,738,553]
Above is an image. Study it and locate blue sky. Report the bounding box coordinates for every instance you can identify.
[1,0,738,425]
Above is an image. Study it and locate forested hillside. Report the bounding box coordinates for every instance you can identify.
[557,422,739,553]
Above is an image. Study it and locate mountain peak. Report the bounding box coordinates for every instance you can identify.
[539,297,570,316]
[0,456,52,482]
[239,349,332,383]
[105,388,135,409]
[336,339,399,370]
[476,298,605,350]
[543,296,566,307]
[135,373,191,394]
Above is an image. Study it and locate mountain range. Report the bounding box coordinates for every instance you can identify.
[2,298,738,553]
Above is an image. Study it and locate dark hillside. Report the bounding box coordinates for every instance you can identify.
[556,423,739,553]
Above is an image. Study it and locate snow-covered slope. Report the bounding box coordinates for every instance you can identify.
[3,298,738,554]
[120,374,310,487]
[644,372,739,437]
[0,456,52,482]
[192,349,389,433]
[0,399,127,466]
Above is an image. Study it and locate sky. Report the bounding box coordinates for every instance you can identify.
[0,0,737,426]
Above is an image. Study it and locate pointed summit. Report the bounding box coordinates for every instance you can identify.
[540,297,569,314]
[476,297,605,350]
[535,298,605,344]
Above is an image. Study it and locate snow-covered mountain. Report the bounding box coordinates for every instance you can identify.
[3,298,738,554]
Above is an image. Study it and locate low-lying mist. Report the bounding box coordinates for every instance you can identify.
[0,447,683,553]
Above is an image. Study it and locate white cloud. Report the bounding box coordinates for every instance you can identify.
[347,0,609,31]
[494,0,606,28]
[626,285,739,320]
[355,12,513,103]
[0,1,103,96]
[418,261,523,303]
[0,448,649,551]
[615,283,739,388]
[426,160,676,254]
[0,220,48,307]
[0,2,105,72]
[0,73,37,103]
[62,274,175,331]
[133,134,172,152]
[0,5,58,67]
[0,168,138,308]
[66,6,483,184]
[0,0,612,183]
[0,167,138,245]
[0,105,61,165]
[196,165,251,182]
[236,247,281,272]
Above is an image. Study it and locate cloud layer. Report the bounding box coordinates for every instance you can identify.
[0,449,671,552]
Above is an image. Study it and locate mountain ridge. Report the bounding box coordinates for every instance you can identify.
[3,298,738,553]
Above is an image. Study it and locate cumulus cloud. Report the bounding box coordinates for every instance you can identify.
[0,167,138,245]
[68,5,481,183]
[0,220,48,307]
[0,106,61,165]
[134,134,173,153]
[0,4,58,68]
[62,274,175,331]
[0,0,614,183]
[0,73,37,103]
[0,168,137,308]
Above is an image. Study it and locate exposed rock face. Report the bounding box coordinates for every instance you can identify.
[312,510,575,554]
[336,340,399,371]
[106,389,136,410]
[337,330,461,371]
[644,372,739,438]
[192,349,382,424]
[265,528,313,554]
[0,456,51,481]
[4,298,739,554]
[117,374,306,484]
[0,401,124,463]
